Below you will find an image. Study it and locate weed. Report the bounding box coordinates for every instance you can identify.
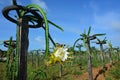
[110,66,120,79]
[105,76,112,80]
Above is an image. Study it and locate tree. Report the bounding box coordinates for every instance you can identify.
[4,37,17,80]
[108,42,113,67]
[74,26,105,80]
[90,46,100,61]
[2,0,63,80]
[76,43,83,52]
[95,37,107,71]
[113,47,120,61]
[76,43,83,69]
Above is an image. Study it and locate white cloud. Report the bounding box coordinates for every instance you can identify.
[29,36,45,50]
[33,36,58,49]
[93,12,120,47]
[94,12,120,31]
[35,36,45,43]
[31,0,48,10]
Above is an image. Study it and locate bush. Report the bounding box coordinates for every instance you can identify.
[105,76,112,80]
[110,62,120,79]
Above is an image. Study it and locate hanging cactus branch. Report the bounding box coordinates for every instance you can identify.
[4,40,16,49]
[2,0,64,79]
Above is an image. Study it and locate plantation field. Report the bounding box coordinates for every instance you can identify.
[0,53,120,80]
[0,0,120,80]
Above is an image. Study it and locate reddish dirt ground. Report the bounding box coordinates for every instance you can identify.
[73,64,111,80]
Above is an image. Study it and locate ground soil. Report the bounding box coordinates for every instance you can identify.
[72,63,112,80]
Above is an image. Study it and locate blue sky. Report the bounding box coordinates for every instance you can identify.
[0,0,120,50]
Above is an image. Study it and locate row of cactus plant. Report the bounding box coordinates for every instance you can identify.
[5,37,18,80]
[73,26,106,80]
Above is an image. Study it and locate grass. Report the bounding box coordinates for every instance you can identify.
[105,76,112,80]
[104,61,120,80]
[92,58,102,68]
[0,62,6,80]
[27,54,120,80]
[109,61,120,79]
[0,53,120,80]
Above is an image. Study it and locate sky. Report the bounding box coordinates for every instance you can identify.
[0,0,120,51]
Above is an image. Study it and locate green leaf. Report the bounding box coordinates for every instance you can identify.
[103,37,106,41]
[90,52,95,58]
[94,33,106,36]
[83,38,87,48]
[24,15,39,25]
[42,26,56,46]
[87,26,91,36]
[84,29,86,35]
[73,38,81,50]
[80,33,87,38]
[97,38,101,42]
[26,4,49,56]
[48,20,64,32]
[25,15,38,21]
